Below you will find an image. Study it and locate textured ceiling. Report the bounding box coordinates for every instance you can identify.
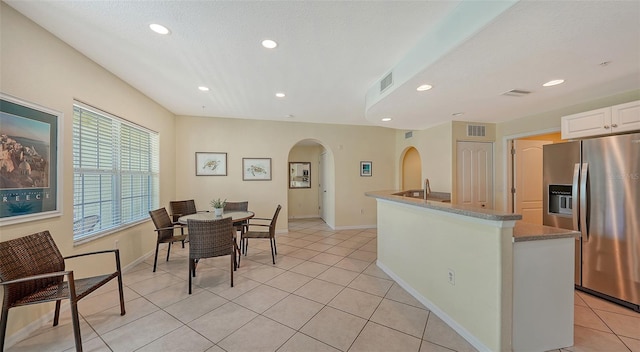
[6,1,640,130]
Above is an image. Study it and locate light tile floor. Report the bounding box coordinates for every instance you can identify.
[6,218,640,351]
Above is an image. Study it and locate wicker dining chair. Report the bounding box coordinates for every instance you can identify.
[0,231,126,352]
[169,199,198,222]
[241,204,282,264]
[187,217,236,294]
[223,201,249,233]
[149,207,188,272]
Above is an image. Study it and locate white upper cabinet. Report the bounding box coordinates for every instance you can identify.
[561,100,640,139]
[612,100,640,133]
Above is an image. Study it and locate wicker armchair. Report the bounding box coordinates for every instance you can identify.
[0,231,125,352]
[149,207,188,272]
[169,199,199,222]
[241,204,282,264]
[187,217,236,294]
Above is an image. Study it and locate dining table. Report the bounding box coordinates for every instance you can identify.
[177,211,255,225]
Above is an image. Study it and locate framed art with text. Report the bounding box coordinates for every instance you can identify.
[195,152,227,176]
[243,158,272,180]
[360,161,372,177]
[0,93,62,226]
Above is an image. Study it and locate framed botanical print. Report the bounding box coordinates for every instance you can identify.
[195,152,227,176]
[243,158,271,180]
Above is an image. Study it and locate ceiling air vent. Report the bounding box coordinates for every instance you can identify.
[380,72,393,93]
[467,124,486,137]
[405,131,413,139]
[502,89,531,97]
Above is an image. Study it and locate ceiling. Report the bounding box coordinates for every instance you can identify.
[6,1,640,130]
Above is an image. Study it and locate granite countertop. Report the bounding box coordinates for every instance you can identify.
[512,221,579,242]
[365,190,522,221]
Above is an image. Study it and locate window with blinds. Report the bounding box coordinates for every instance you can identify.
[72,102,159,242]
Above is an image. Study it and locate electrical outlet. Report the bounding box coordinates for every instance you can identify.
[447,268,455,285]
[360,208,364,214]
[114,240,119,249]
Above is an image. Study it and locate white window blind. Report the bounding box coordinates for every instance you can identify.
[73,102,159,242]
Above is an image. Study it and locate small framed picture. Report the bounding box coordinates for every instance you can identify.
[195,152,227,176]
[360,161,372,177]
[243,158,272,181]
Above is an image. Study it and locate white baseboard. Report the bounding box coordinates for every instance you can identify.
[376,260,491,352]
[333,224,377,230]
[287,215,322,219]
[4,310,54,349]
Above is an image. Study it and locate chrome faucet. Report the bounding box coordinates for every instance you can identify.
[424,178,431,200]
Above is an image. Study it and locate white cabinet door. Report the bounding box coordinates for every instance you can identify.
[611,100,640,134]
[561,107,611,139]
[561,100,640,139]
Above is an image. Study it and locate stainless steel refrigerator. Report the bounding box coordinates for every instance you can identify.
[543,132,640,312]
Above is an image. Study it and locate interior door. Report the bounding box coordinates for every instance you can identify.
[513,140,552,224]
[456,141,494,209]
[319,152,329,221]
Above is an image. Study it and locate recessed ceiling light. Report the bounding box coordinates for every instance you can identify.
[198,86,209,91]
[262,39,278,49]
[149,23,170,35]
[416,84,433,91]
[275,92,286,98]
[381,117,392,122]
[543,79,565,87]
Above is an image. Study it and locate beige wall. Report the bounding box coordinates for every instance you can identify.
[288,144,322,219]
[1,4,178,339]
[174,115,396,230]
[395,122,452,193]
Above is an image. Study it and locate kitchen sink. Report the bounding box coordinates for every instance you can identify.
[392,190,451,202]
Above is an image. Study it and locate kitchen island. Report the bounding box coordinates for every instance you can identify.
[366,190,578,352]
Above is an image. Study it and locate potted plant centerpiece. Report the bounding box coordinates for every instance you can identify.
[210,198,226,217]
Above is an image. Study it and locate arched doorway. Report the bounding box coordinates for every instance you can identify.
[287,139,335,228]
[401,147,422,190]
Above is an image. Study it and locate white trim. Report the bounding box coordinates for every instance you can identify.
[333,224,377,230]
[287,215,321,220]
[376,260,492,352]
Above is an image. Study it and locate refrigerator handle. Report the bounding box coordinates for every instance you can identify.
[580,162,589,241]
[572,163,581,232]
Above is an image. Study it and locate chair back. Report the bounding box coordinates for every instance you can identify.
[223,201,248,212]
[268,205,282,237]
[187,217,234,260]
[169,199,197,222]
[149,208,176,242]
[0,231,65,308]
